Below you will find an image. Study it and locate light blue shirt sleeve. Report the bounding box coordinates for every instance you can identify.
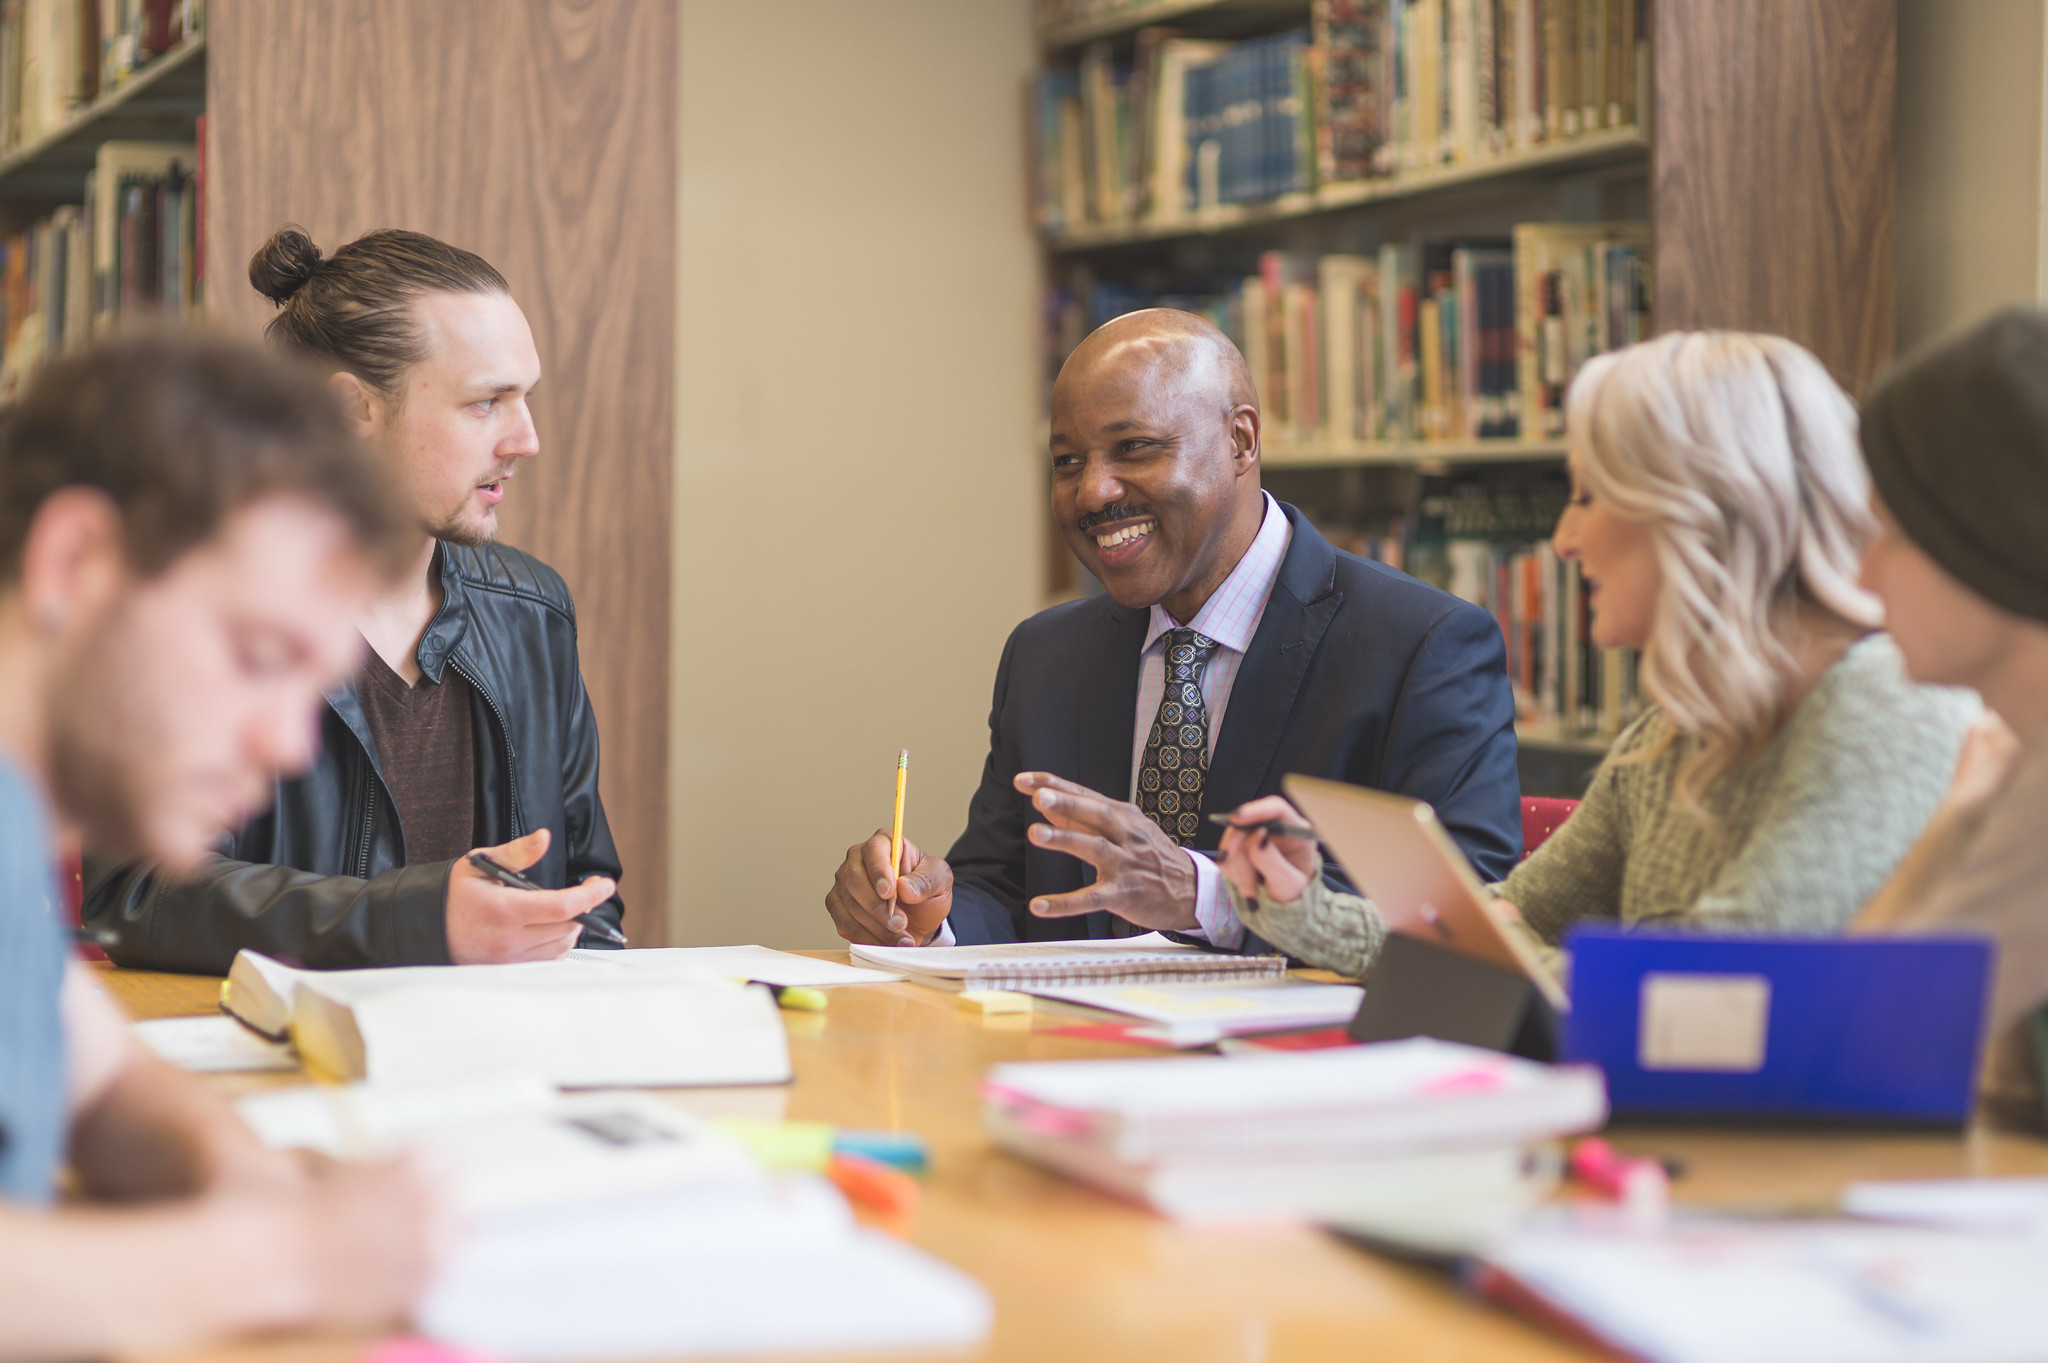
[1185,847,1246,949]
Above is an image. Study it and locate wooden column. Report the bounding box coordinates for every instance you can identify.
[1651,0,1897,391]
[204,0,676,944]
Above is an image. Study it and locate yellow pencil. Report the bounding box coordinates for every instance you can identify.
[889,749,910,895]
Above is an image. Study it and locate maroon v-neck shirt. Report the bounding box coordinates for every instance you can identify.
[354,645,478,865]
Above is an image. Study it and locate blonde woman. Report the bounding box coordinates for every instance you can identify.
[1218,331,1978,977]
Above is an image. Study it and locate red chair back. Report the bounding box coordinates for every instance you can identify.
[59,844,102,960]
[1521,797,1580,860]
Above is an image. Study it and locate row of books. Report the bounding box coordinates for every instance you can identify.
[1449,534,1641,735]
[0,0,199,153]
[1321,0,1644,178]
[1042,220,1648,447]
[1034,0,1157,35]
[1381,473,1639,734]
[1034,0,1646,234]
[0,135,199,398]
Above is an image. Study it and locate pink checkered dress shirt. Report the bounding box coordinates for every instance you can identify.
[1133,492,1291,949]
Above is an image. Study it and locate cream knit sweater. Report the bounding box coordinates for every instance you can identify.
[1235,635,1977,977]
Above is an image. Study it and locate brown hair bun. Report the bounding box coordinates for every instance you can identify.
[248,225,324,305]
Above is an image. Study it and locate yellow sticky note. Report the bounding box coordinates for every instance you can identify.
[958,989,1033,1015]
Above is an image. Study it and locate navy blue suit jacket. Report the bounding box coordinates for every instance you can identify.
[944,503,1522,945]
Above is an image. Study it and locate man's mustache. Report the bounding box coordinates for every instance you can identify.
[1076,503,1151,535]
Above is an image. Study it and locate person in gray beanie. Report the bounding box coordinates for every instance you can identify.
[1856,305,2048,1126]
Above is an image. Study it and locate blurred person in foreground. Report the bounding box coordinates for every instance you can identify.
[826,308,1522,948]
[1215,331,1976,975]
[0,331,437,1360]
[85,225,621,971]
[1854,307,2048,1126]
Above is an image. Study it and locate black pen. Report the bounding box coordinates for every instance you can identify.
[466,850,628,946]
[1206,812,1318,839]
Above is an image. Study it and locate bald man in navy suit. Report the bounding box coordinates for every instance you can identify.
[826,310,1520,950]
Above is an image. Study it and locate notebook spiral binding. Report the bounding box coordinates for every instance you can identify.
[960,956,1289,992]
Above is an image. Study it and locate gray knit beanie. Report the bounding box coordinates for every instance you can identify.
[1860,307,2048,623]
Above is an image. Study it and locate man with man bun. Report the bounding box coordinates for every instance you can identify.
[86,226,624,970]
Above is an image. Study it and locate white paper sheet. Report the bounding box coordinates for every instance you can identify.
[1485,1213,2048,1363]
[133,1015,297,1072]
[417,1177,993,1359]
[569,944,901,986]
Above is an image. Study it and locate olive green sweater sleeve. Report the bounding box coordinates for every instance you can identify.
[1227,635,1975,974]
[1493,711,1657,944]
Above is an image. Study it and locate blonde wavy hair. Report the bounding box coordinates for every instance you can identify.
[1566,331,1882,824]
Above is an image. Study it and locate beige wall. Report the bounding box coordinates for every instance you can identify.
[672,2,1044,947]
[1897,0,2048,349]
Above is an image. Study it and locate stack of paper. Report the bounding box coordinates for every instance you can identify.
[241,1077,993,1358]
[984,1038,1606,1224]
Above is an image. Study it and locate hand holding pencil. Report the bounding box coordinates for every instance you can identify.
[824,749,955,947]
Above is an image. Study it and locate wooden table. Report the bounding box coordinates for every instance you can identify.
[102,961,2048,1363]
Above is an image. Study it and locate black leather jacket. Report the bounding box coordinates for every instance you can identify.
[83,542,626,973]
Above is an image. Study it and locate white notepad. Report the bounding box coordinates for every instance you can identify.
[849,932,1288,990]
[1026,979,1364,1046]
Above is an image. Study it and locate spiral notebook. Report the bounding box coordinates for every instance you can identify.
[848,932,1288,991]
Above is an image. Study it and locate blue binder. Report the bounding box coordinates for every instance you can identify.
[1563,929,1994,1126]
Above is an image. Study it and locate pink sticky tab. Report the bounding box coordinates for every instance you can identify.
[364,1338,501,1363]
[1421,1066,1507,1095]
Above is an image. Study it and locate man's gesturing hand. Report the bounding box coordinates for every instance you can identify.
[826,831,954,946]
[1014,772,1198,931]
[445,828,616,965]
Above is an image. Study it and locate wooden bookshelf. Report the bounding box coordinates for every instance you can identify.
[1041,0,1309,51]
[1032,0,1895,787]
[1515,720,1618,755]
[1263,437,1567,470]
[1048,124,1648,252]
[0,34,205,199]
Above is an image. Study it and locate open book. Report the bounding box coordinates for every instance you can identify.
[222,949,791,1088]
[849,931,1288,991]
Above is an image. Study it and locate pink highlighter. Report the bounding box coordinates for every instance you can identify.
[1568,1136,1670,1217]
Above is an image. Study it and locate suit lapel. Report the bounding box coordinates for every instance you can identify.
[1074,601,1147,803]
[1041,600,1144,941]
[1201,506,1344,850]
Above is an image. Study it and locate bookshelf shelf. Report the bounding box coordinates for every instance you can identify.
[1045,125,1648,253]
[1515,721,1614,756]
[1263,437,1567,469]
[1041,0,1308,52]
[0,34,205,200]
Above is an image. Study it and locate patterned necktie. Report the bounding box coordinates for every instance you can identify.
[1136,628,1222,847]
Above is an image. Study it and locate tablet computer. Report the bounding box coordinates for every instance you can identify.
[1281,775,1568,1012]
